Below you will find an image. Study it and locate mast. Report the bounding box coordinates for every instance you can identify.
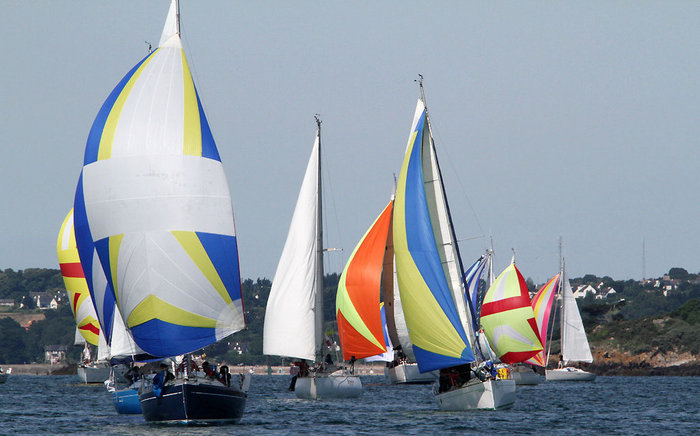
[545,239,564,369]
[418,76,479,355]
[175,0,181,36]
[314,115,324,363]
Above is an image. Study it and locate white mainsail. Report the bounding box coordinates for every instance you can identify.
[560,263,593,363]
[263,130,321,362]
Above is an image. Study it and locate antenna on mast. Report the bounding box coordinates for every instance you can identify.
[415,74,426,105]
[642,238,646,280]
[559,236,563,274]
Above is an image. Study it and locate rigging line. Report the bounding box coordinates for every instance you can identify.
[428,116,485,240]
[320,133,344,276]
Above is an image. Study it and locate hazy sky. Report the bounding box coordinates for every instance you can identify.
[1,1,698,284]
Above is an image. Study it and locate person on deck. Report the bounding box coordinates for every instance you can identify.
[202,361,218,380]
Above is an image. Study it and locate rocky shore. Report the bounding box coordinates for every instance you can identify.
[586,348,700,376]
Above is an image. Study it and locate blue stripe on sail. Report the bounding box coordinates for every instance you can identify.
[196,232,242,303]
[74,175,117,344]
[404,111,470,348]
[195,90,221,161]
[93,237,117,343]
[413,344,474,373]
[73,172,96,312]
[83,52,154,165]
[464,256,486,328]
[130,319,217,357]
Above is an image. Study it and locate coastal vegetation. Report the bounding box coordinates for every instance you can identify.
[0,267,698,368]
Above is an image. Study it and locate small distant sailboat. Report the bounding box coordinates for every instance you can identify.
[545,260,596,381]
[74,0,249,423]
[480,260,544,385]
[57,209,110,384]
[393,82,515,410]
[0,367,10,383]
[264,117,362,400]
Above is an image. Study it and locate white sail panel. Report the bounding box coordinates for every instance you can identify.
[108,304,145,360]
[82,156,234,240]
[561,266,593,363]
[422,123,475,344]
[159,0,179,47]
[263,136,320,362]
[392,263,415,361]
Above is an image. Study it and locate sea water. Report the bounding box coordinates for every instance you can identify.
[0,374,697,435]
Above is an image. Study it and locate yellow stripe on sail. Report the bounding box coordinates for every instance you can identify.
[181,50,202,157]
[127,294,217,329]
[109,234,123,300]
[97,50,157,161]
[77,316,100,345]
[337,277,384,350]
[172,231,233,305]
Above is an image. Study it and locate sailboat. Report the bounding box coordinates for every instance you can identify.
[0,367,10,384]
[263,117,362,400]
[545,260,596,381]
[73,0,249,423]
[57,209,110,384]
[480,260,544,385]
[393,82,515,410]
[343,199,437,384]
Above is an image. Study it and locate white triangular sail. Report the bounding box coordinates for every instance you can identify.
[159,0,179,46]
[263,131,321,362]
[560,264,593,363]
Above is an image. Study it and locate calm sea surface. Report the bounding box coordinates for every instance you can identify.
[0,374,698,435]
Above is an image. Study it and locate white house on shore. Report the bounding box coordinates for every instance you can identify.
[574,285,597,299]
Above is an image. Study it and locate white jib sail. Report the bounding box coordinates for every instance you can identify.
[561,265,593,363]
[263,133,320,362]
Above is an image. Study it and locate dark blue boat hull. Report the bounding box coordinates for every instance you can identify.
[112,388,142,414]
[139,381,246,424]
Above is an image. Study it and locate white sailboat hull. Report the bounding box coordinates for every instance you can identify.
[512,371,543,385]
[77,364,110,384]
[387,362,438,384]
[511,366,543,385]
[294,372,362,400]
[546,367,596,381]
[435,378,516,411]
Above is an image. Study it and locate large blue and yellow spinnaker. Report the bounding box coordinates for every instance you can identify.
[74,4,244,358]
